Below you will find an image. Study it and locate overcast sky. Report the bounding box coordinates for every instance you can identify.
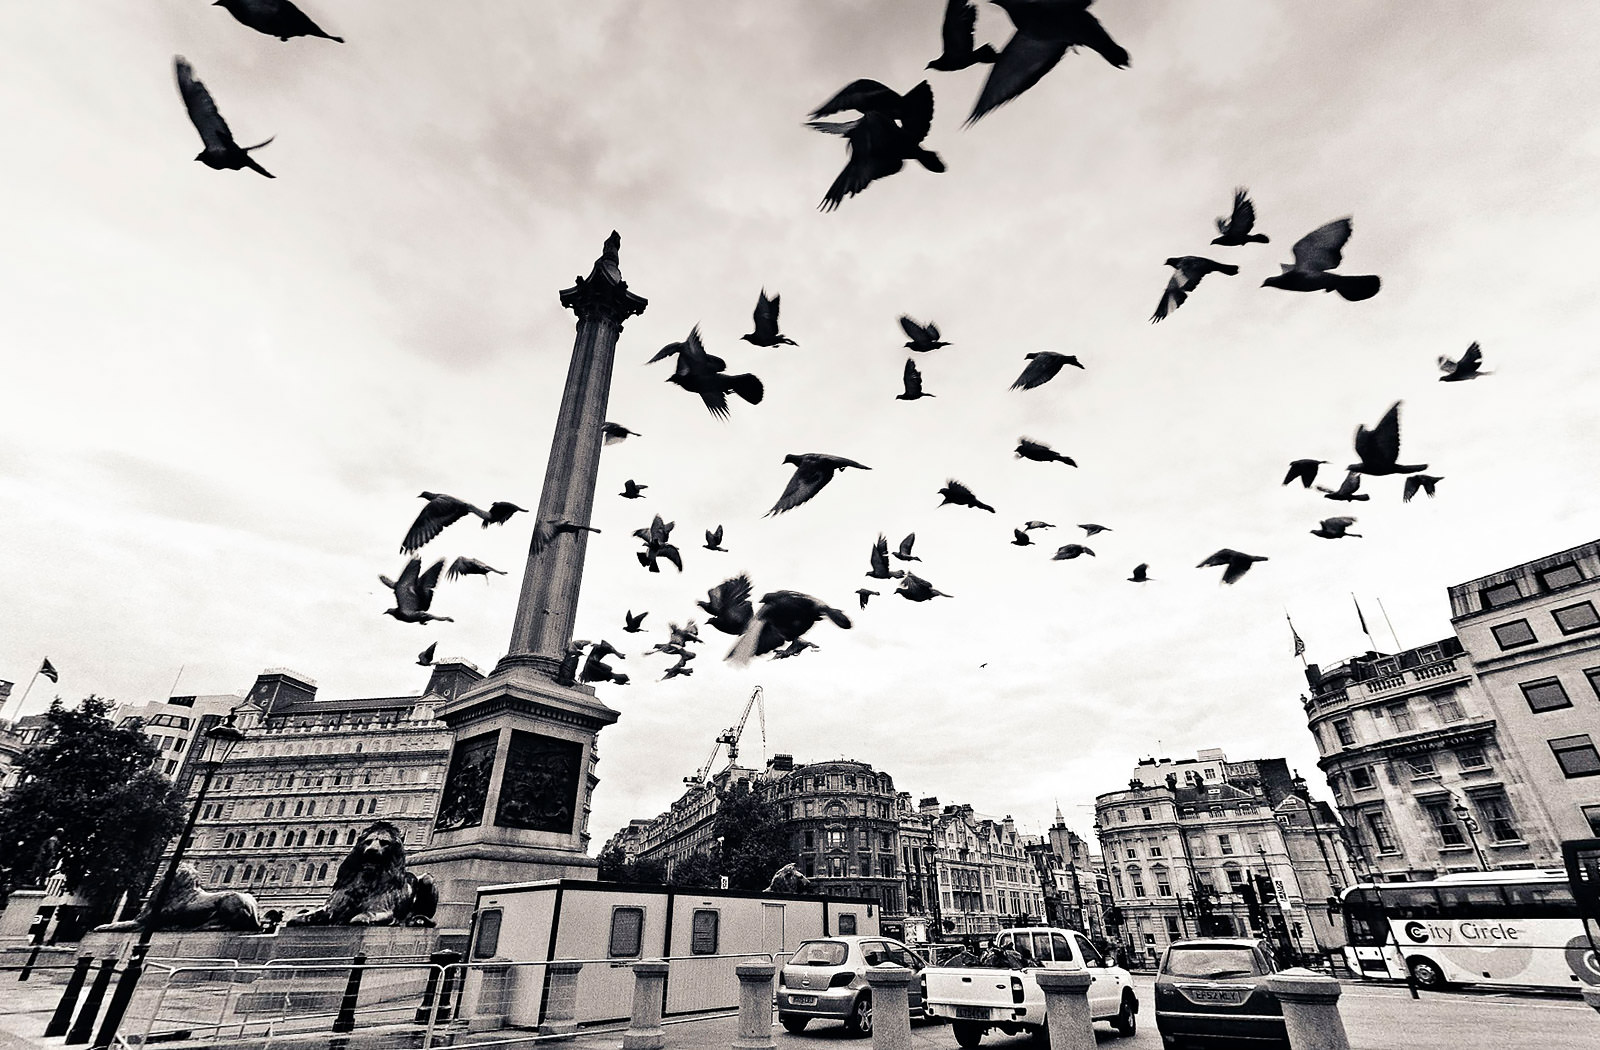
[4,3,1600,847]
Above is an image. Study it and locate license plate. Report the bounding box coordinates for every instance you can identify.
[1186,988,1246,1005]
[955,1006,991,1020]
[788,995,816,1006]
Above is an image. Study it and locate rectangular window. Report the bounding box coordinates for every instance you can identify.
[690,910,719,955]
[1553,602,1600,634]
[1165,916,1181,938]
[1538,563,1584,591]
[1125,847,1137,860]
[1481,582,1521,608]
[1388,703,1414,732]
[827,830,845,847]
[1424,801,1467,847]
[837,913,857,935]
[1551,735,1600,778]
[1149,845,1163,858]
[804,830,814,848]
[1431,692,1465,723]
[1586,668,1600,700]
[1473,793,1518,843]
[1366,811,1397,853]
[1156,873,1172,897]
[1492,619,1537,650]
[1225,868,1245,889]
[473,909,503,959]
[1521,678,1572,713]
[1456,747,1488,770]
[1333,719,1356,746]
[1219,835,1234,855]
[1349,766,1375,790]
[1141,807,1153,820]
[1408,754,1436,776]
[608,907,644,958]
[1131,876,1146,898]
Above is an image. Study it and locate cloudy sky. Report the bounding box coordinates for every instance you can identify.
[4,2,1600,847]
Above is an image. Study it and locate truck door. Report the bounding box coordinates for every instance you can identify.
[1073,932,1121,1017]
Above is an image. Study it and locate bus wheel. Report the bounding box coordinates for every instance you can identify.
[1408,956,1446,989]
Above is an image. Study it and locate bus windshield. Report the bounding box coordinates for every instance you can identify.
[1341,887,1387,947]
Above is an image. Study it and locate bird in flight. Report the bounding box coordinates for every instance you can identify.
[1197,549,1268,585]
[530,519,601,556]
[704,525,728,551]
[1283,459,1327,488]
[1402,474,1444,502]
[623,610,648,633]
[416,642,437,666]
[1011,529,1033,546]
[213,0,342,42]
[1023,521,1055,531]
[939,480,996,513]
[668,621,702,648]
[602,423,640,445]
[381,558,453,624]
[1010,351,1083,390]
[1015,438,1076,466]
[633,514,682,573]
[620,480,648,499]
[580,649,629,686]
[928,0,999,71]
[1439,342,1490,382]
[1349,402,1427,476]
[1078,523,1112,537]
[401,492,520,555]
[1128,563,1151,583]
[774,639,820,660]
[652,326,764,419]
[742,290,797,347]
[897,573,953,602]
[897,359,936,401]
[894,533,921,562]
[1261,218,1381,301]
[174,57,275,177]
[767,453,871,515]
[661,658,695,680]
[900,316,950,352]
[446,556,506,581]
[1211,188,1269,246]
[856,588,879,608]
[1311,517,1362,539]
[699,575,756,636]
[1151,257,1239,323]
[809,80,944,211]
[726,590,852,664]
[867,535,907,580]
[1052,544,1095,560]
[1317,472,1370,502]
[969,0,1129,124]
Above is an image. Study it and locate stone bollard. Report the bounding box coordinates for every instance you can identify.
[621,960,669,1050]
[1032,971,1096,1050]
[863,966,913,1050]
[730,960,775,1050]
[1266,968,1350,1050]
[538,961,584,1041]
[1584,986,1600,1015]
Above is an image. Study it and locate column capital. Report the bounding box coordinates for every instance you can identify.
[559,231,647,324]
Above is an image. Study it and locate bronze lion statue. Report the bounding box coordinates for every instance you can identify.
[94,864,262,933]
[288,821,438,927]
[765,862,814,895]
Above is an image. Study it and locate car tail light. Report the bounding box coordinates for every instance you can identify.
[829,972,855,989]
[1011,976,1024,1004]
[778,971,790,988]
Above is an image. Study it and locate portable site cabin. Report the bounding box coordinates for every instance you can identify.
[462,878,880,1027]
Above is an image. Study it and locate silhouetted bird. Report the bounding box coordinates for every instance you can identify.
[1349,402,1427,476]
[810,81,944,211]
[1052,544,1095,560]
[1151,257,1239,322]
[867,535,906,580]
[939,480,996,512]
[588,639,625,663]
[1015,438,1076,466]
[1439,342,1490,382]
[1128,563,1151,583]
[174,57,275,177]
[900,316,950,352]
[699,575,755,636]
[894,533,921,562]
[530,519,600,556]
[1012,529,1033,546]
[634,515,681,573]
[623,610,648,633]
[704,525,728,551]
[929,0,999,70]
[402,492,487,554]
[767,453,871,515]
[857,588,879,608]
[602,423,640,444]
[446,556,506,581]
[1402,474,1443,503]
[1078,523,1111,537]
[650,642,695,662]
[898,359,935,400]
[742,290,796,347]
[662,659,694,680]
[654,326,764,419]
[668,620,702,647]
[213,0,342,42]
[620,480,648,499]
[1311,517,1361,539]
[897,573,952,601]
[727,591,852,663]
[774,639,821,660]
[480,502,525,528]
[381,558,453,623]
[1197,549,1268,585]
[1010,351,1083,390]
[969,0,1129,124]
[1283,459,1327,488]
[580,651,629,686]
[1317,472,1370,502]
[1261,219,1380,301]
[1212,188,1269,246]
[811,79,926,121]
[1023,521,1054,531]
[416,642,436,666]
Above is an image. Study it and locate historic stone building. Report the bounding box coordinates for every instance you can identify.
[920,800,1045,937]
[1025,808,1109,943]
[114,693,245,779]
[768,758,905,915]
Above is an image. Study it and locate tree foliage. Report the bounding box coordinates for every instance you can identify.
[596,842,667,886]
[0,697,186,916]
[713,779,793,891]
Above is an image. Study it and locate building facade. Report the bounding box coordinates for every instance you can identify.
[921,801,1045,937]
[769,758,905,915]
[114,693,245,779]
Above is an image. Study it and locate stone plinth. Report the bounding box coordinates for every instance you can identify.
[0,889,46,942]
[1266,968,1350,1050]
[1033,970,1096,1050]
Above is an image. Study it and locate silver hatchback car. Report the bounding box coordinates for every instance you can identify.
[777,935,928,1036]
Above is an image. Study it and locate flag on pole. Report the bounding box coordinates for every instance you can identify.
[1287,615,1306,658]
[39,658,58,683]
[1352,595,1371,640]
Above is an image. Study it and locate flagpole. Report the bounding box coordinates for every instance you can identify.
[168,665,186,699]
[1351,593,1377,651]
[1375,598,1402,651]
[1285,609,1309,668]
[7,669,43,724]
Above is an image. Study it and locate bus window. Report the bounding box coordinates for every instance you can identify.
[1342,887,1388,946]
[1383,886,1442,919]
[1436,884,1508,917]
[1563,838,1600,953]
[1504,882,1579,920]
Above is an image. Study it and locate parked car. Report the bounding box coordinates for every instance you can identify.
[1152,938,1288,1049]
[777,935,928,1036]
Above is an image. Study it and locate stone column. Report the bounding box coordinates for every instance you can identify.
[863,966,913,1050]
[621,961,668,1050]
[1032,971,1095,1050]
[730,960,775,1050]
[538,961,584,1041]
[1266,969,1350,1050]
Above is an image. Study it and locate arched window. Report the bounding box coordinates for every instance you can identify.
[355,799,365,815]
[294,801,304,816]
[347,828,357,845]
[241,865,253,881]
[220,866,234,884]
[267,831,277,847]
[297,830,307,847]
[318,863,329,881]
[253,832,265,848]
[305,864,316,881]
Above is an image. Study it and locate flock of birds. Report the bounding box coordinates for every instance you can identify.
[165,0,1499,683]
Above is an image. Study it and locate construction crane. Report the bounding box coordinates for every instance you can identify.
[684,685,765,787]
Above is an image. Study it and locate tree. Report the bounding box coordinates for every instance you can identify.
[713,779,793,891]
[0,697,185,920]
[596,843,666,886]
[666,851,720,889]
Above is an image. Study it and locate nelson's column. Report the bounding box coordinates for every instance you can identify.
[409,233,646,927]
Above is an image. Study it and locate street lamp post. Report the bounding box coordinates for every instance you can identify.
[1453,799,1488,871]
[92,715,245,1049]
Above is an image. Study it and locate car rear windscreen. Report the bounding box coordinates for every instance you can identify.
[791,941,848,965]
[1163,947,1261,979]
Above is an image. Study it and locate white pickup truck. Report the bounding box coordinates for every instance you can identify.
[922,927,1139,1045]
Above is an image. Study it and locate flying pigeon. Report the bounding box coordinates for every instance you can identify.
[867,535,907,580]
[767,453,871,515]
[856,588,879,608]
[1311,517,1362,539]
[381,558,453,624]
[773,638,820,659]
[661,659,695,680]
[928,0,999,71]
[620,480,648,499]
[623,610,648,633]
[1015,438,1076,466]
[1128,563,1151,583]
[1402,474,1443,502]
[416,642,437,666]
[742,290,797,347]
[402,492,486,554]
[174,56,275,178]
[446,556,506,581]
[1011,529,1033,546]
[602,423,640,444]
[633,515,682,573]
[939,480,996,513]
[703,525,728,551]
[587,639,626,663]
[894,533,921,562]
[668,621,702,647]
[654,327,764,419]
[1283,459,1327,488]
[649,641,696,660]
[968,0,1129,124]
[900,316,950,352]
[480,502,525,528]
[896,573,952,601]
[530,519,600,556]
[1052,544,1095,560]
[1349,402,1427,476]
[1261,219,1381,301]
[1212,188,1269,246]
[1317,471,1369,502]
[1023,521,1055,531]
[699,574,756,636]
[580,651,629,686]
[1078,523,1111,537]
[1010,351,1083,390]
[897,359,936,400]
[1439,342,1490,382]
[1151,257,1239,323]
[1197,549,1269,585]
[810,81,944,212]
[212,0,342,42]
[726,590,852,663]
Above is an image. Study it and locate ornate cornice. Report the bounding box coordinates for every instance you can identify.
[559,230,648,325]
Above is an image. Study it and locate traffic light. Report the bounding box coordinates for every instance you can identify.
[1240,882,1265,931]
[1255,873,1277,905]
